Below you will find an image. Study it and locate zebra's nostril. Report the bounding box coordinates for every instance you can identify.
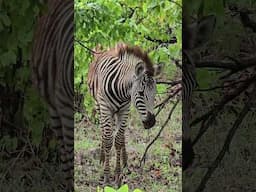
[143,112,156,129]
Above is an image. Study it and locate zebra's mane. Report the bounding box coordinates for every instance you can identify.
[91,43,154,76]
[109,43,155,76]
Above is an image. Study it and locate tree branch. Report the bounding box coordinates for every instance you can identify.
[196,79,250,92]
[195,57,256,70]
[74,39,104,55]
[156,79,181,86]
[144,35,177,44]
[140,99,180,167]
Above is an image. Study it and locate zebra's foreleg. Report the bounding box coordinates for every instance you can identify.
[114,108,129,186]
[114,129,125,187]
[100,113,114,184]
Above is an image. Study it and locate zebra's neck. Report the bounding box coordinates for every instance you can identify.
[118,52,139,99]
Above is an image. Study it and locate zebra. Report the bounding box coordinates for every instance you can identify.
[88,43,159,185]
[31,0,74,190]
[182,15,216,170]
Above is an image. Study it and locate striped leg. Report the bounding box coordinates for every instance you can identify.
[100,109,114,184]
[61,123,74,191]
[49,107,68,190]
[114,106,129,185]
[49,107,64,163]
[100,139,105,165]
[56,93,74,191]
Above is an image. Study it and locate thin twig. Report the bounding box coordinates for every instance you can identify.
[140,99,179,167]
[156,79,181,86]
[196,79,249,92]
[75,39,104,55]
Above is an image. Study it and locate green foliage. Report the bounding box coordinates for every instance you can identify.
[97,184,143,192]
[157,84,168,94]
[0,0,49,148]
[23,87,49,146]
[75,0,181,118]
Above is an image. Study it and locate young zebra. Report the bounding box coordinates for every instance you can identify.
[88,43,159,185]
[182,15,216,170]
[31,0,74,191]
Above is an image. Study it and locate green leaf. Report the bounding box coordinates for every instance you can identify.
[0,51,16,65]
[133,189,143,192]
[117,184,128,192]
[0,12,11,26]
[104,186,116,192]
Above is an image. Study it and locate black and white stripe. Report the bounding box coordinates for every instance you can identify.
[31,0,74,190]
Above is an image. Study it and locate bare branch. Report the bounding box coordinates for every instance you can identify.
[196,79,249,92]
[195,57,256,70]
[140,99,180,167]
[156,79,181,86]
[144,35,177,44]
[75,39,104,55]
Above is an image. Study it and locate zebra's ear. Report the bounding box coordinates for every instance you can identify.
[154,63,163,76]
[135,62,145,76]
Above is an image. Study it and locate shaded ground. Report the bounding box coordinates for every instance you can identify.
[75,103,182,192]
[0,151,63,192]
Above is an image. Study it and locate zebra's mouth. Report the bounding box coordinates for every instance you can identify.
[143,112,156,129]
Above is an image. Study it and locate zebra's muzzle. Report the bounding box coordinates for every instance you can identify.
[143,112,156,129]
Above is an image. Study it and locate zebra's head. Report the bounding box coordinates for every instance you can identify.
[131,62,159,129]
